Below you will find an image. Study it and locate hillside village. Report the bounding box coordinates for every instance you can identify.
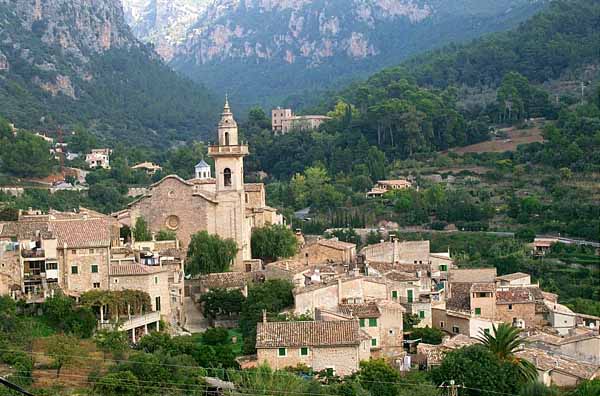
[1,102,598,393]
[0,1,599,394]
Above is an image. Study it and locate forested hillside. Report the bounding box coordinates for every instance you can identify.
[0,0,217,147]
[236,0,600,242]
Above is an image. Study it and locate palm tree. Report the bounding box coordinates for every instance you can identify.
[477,323,538,382]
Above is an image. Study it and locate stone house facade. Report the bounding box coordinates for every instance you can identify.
[294,276,388,316]
[256,320,370,376]
[296,238,356,266]
[109,264,171,318]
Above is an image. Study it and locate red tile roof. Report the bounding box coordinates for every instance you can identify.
[50,218,113,248]
[109,264,164,276]
[256,321,364,348]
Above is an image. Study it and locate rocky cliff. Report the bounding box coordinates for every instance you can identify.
[121,0,549,109]
[0,0,216,146]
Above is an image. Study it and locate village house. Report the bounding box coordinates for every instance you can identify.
[110,240,186,327]
[131,162,162,175]
[115,100,283,272]
[256,319,371,376]
[296,238,357,267]
[366,179,412,198]
[317,299,405,358]
[271,107,331,134]
[293,276,388,316]
[516,347,600,387]
[0,209,186,335]
[527,329,600,365]
[265,259,343,287]
[85,148,111,169]
[0,209,120,299]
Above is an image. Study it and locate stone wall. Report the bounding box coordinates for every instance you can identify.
[495,302,539,328]
[294,278,388,315]
[61,247,110,293]
[129,177,214,250]
[257,345,364,376]
[0,244,20,294]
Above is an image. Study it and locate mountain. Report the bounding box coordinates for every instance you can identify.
[122,0,211,60]
[123,0,549,110]
[0,0,217,147]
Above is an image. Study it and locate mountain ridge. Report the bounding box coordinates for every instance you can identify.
[122,0,550,110]
[0,0,217,147]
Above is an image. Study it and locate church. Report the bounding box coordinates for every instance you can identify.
[116,99,283,271]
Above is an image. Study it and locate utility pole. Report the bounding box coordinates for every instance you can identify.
[440,380,460,396]
[448,380,458,396]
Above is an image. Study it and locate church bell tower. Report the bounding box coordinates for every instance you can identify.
[209,96,248,191]
[208,97,250,270]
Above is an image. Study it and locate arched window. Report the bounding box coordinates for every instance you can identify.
[224,168,232,187]
[225,132,230,146]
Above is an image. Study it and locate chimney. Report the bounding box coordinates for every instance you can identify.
[262,309,267,323]
[338,278,343,303]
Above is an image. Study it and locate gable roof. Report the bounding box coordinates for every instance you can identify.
[256,321,364,348]
[50,218,113,248]
[497,272,530,282]
[449,268,497,284]
[497,287,536,304]
[109,264,165,276]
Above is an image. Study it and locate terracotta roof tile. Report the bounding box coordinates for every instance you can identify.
[50,218,113,248]
[109,264,164,276]
[338,302,381,318]
[449,268,497,283]
[256,321,363,348]
[497,272,530,282]
[497,288,536,304]
[385,270,419,282]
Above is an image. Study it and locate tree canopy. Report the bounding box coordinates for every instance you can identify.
[186,231,238,276]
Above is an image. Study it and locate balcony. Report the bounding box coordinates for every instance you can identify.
[208,145,249,156]
[98,311,161,332]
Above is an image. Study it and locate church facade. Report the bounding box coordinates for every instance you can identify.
[119,100,283,271]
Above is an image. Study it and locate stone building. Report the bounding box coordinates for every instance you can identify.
[85,148,111,169]
[0,209,120,298]
[271,107,331,134]
[295,238,357,267]
[318,300,405,358]
[256,320,371,376]
[294,276,388,316]
[118,99,283,272]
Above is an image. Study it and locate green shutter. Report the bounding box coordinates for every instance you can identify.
[392,290,398,299]
[359,318,365,327]
[371,338,377,347]
[71,266,78,274]
[300,347,308,356]
[278,348,286,356]
[440,264,447,271]
[368,318,377,327]
[475,308,481,316]
[419,310,425,319]
[91,264,98,273]
[407,290,413,303]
